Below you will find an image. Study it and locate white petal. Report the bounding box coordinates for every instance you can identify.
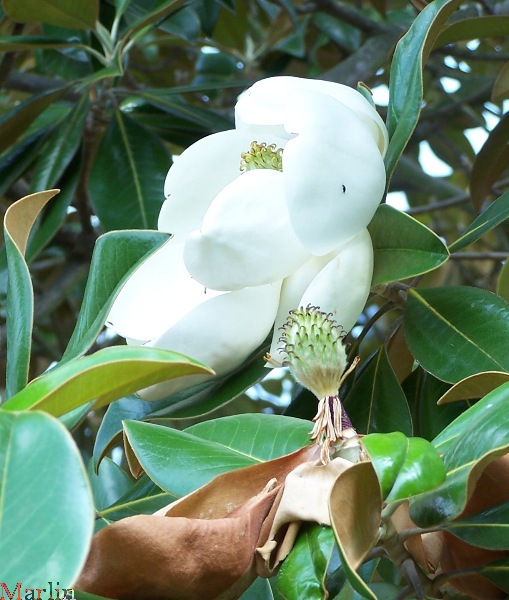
[269,230,373,365]
[138,282,282,400]
[106,240,225,342]
[183,170,310,291]
[283,91,386,255]
[236,76,388,156]
[160,129,288,240]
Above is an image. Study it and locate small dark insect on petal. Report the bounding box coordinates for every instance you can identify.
[341,185,346,193]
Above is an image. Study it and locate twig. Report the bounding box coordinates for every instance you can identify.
[449,251,508,260]
[407,193,470,215]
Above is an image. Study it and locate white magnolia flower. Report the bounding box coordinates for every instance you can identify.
[107,76,388,400]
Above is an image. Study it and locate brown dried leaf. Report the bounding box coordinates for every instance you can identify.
[76,482,279,600]
[160,444,320,520]
[77,445,321,600]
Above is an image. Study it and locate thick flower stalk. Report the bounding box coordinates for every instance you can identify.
[107,76,388,400]
[279,306,364,464]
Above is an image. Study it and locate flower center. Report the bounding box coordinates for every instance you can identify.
[240,141,283,172]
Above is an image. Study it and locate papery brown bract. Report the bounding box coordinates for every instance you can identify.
[76,445,320,600]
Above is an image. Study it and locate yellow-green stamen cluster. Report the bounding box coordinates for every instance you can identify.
[279,305,348,400]
[240,141,283,172]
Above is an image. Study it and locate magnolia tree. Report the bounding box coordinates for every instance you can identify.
[1,0,509,599]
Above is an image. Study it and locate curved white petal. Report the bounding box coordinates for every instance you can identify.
[236,76,388,156]
[106,240,225,342]
[160,129,288,240]
[283,91,386,255]
[138,282,282,400]
[184,169,310,291]
[269,230,373,365]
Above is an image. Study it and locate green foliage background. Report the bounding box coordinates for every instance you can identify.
[0,0,509,597]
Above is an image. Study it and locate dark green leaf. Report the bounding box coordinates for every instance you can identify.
[0,87,68,154]
[2,346,212,416]
[434,16,509,48]
[278,525,336,600]
[0,410,94,585]
[479,557,509,592]
[62,230,169,362]
[3,190,59,399]
[344,347,412,435]
[368,204,449,285]
[0,35,79,50]
[88,457,133,512]
[445,501,509,550]
[410,382,509,525]
[449,191,509,253]
[30,94,89,191]
[404,287,509,383]
[89,111,171,230]
[385,0,462,180]
[403,368,465,441]
[3,0,98,28]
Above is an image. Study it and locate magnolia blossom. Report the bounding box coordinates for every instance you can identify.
[107,76,388,400]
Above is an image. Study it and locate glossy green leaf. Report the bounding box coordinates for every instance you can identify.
[98,475,173,521]
[470,113,509,211]
[62,230,169,362]
[0,128,50,196]
[445,501,509,549]
[186,414,312,461]
[410,382,509,526]
[88,457,133,512]
[240,578,274,600]
[88,111,171,230]
[438,371,509,405]
[4,190,59,399]
[2,346,212,416]
[3,0,98,28]
[479,557,509,592]
[124,420,258,497]
[330,462,382,600]
[278,525,336,600]
[344,346,412,435]
[385,0,462,180]
[0,410,94,585]
[362,433,445,502]
[0,87,68,154]
[124,414,311,497]
[434,16,509,48]
[404,286,509,383]
[449,190,509,253]
[368,204,449,285]
[30,94,89,191]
